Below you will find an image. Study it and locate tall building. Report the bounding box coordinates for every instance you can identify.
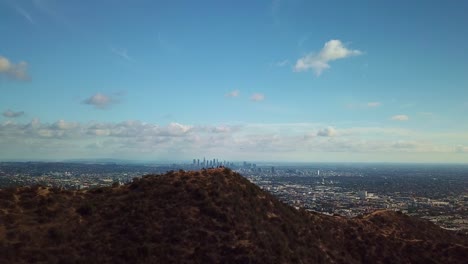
[359,191,368,200]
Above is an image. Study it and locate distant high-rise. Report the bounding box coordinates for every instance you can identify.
[359,191,368,200]
[271,166,275,174]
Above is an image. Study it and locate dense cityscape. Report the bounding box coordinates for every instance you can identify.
[0,159,467,234]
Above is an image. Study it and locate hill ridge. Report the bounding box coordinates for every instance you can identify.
[0,168,466,263]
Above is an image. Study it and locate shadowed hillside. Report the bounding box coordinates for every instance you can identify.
[0,168,467,263]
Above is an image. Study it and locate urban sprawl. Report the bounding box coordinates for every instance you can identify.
[0,160,466,233]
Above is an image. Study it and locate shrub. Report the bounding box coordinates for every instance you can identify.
[76,202,95,216]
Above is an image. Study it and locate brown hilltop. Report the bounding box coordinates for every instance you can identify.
[0,168,466,263]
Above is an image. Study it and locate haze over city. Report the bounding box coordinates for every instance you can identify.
[1,0,468,163]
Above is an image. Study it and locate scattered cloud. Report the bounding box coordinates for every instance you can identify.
[367,102,381,107]
[391,115,409,121]
[0,55,30,81]
[110,47,133,61]
[52,120,78,130]
[211,126,231,133]
[317,127,337,137]
[82,93,116,109]
[225,90,240,98]
[165,122,192,136]
[250,93,265,102]
[3,110,25,118]
[347,101,382,109]
[294,39,362,76]
[15,6,34,24]
[1,120,466,161]
[274,59,289,67]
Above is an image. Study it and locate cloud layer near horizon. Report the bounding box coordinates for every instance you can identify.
[3,110,25,118]
[1,119,466,162]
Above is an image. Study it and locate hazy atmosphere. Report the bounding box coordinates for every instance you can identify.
[1,0,467,163]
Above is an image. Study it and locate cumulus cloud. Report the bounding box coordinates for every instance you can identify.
[294,39,362,76]
[52,120,79,130]
[0,120,466,161]
[250,93,265,102]
[225,90,240,97]
[3,109,24,118]
[82,93,116,109]
[211,126,231,133]
[165,122,192,136]
[391,115,409,121]
[317,127,337,137]
[0,55,30,81]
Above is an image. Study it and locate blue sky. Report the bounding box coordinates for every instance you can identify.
[1,0,467,163]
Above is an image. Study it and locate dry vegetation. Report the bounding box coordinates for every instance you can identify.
[0,168,466,263]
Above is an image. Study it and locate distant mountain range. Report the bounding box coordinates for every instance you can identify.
[0,168,466,263]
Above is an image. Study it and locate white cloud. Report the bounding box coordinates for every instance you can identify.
[367,102,382,107]
[294,40,362,76]
[165,122,192,136]
[317,127,337,137]
[274,59,289,67]
[250,93,265,102]
[0,55,30,81]
[225,90,240,97]
[3,109,25,118]
[391,115,409,121]
[82,93,115,109]
[1,120,467,161]
[52,120,78,130]
[212,126,231,133]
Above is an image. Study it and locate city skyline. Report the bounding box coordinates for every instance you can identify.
[1,0,468,163]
